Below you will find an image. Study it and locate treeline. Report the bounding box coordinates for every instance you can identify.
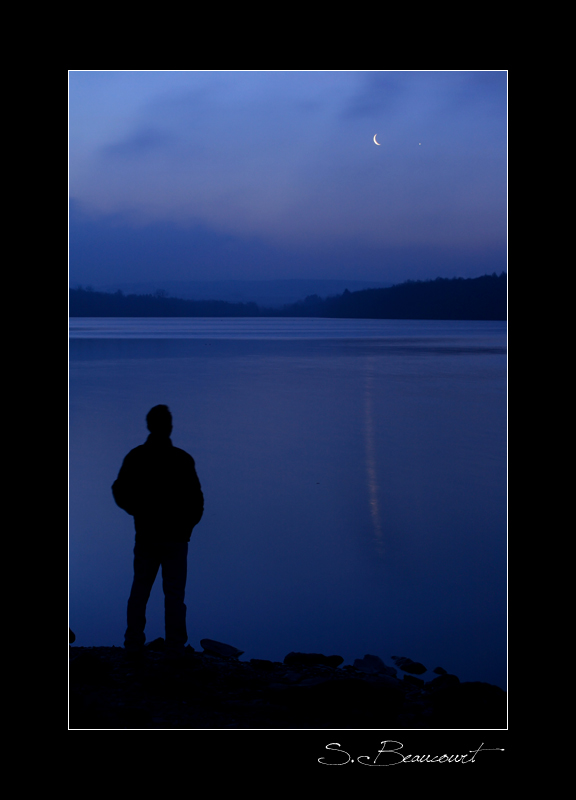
[277,273,507,320]
[69,288,259,317]
[69,273,506,320]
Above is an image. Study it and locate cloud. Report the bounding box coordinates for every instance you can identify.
[102,127,177,158]
[340,72,408,119]
[69,198,506,286]
[70,72,506,253]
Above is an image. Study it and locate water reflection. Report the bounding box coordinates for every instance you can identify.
[69,316,508,343]
[69,320,507,687]
[364,360,384,555]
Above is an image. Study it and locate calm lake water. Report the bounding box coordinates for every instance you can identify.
[69,318,507,689]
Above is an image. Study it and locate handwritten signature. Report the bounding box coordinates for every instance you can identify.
[318,741,504,765]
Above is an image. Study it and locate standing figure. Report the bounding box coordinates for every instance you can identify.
[112,405,204,656]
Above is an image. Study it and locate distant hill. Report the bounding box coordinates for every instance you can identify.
[69,288,259,317]
[92,279,393,308]
[275,273,507,320]
[69,273,506,320]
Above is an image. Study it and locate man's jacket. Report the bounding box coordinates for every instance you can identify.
[112,434,204,542]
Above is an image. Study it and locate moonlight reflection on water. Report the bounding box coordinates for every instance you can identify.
[69,318,506,688]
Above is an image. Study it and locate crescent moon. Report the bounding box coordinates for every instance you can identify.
[373,134,381,145]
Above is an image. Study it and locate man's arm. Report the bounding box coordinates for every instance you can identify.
[187,456,204,529]
[112,454,137,515]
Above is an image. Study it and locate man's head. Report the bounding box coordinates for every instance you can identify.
[146,405,173,436]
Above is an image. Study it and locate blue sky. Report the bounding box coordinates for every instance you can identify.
[69,71,507,287]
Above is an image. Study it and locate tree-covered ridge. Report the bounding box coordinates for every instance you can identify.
[69,287,259,317]
[279,273,507,320]
[70,273,506,320]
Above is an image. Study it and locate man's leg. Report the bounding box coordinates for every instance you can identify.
[125,542,161,651]
[161,542,188,654]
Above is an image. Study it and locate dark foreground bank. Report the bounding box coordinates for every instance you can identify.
[69,639,506,729]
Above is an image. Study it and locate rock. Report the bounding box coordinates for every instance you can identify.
[283,671,305,683]
[298,675,333,687]
[283,652,344,668]
[124,648,146,664]
[353,654,385,672]
[69,651,111,684]
[147,638,166,651]
[200,639,244,658]
[68,645,506,729]
[429,681,507,728]
[69,628,76,644]
[392,656,427,675]
[279,677,404,727]
[426,673,460,691]
[433,666,447,674]
[364,673,404,690]
[353,654,397,677]
[403,674,425,687]
[249,659,276,671]
[115,707,154,727]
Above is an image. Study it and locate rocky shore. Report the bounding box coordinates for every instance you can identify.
[69,638,506,729]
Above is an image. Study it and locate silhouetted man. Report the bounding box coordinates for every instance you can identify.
[112,405,204,657]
